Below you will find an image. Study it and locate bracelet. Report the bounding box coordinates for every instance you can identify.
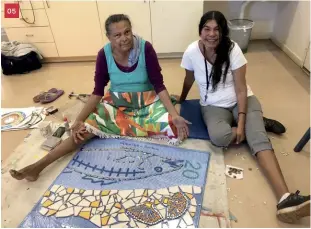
[238,112,246,116]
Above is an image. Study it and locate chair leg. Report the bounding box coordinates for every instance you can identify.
[294,128,310,152]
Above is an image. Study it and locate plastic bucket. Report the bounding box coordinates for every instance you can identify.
[228,19,254,53]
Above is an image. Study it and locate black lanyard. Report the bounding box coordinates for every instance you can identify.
[203,44,212,102]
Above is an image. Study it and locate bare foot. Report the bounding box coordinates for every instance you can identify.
[9,165,40,181]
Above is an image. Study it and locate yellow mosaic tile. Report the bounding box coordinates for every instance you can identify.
[46,209,57,216]
[190,212,195,217]
[67,187,74,194]
[91,201,100,208]
[79,189,85,194]
[114,202,122,209]
[43,191,51,197]
[79,211,91,220]
[101,190,110,196]
[42,199,53,207]
[101,215,110,226]
[154,199,160,205]
[119,208,125,213]
[143,189,148,197]
[185,193,193,199]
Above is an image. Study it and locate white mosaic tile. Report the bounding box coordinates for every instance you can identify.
[180,185,193,194]
[123,200,135,209]
[136,222,147,228]
[50,185,60,193]
[157,188,170,196]
[63,194,70,202]
[74,188,80,194]
[132,197,142,204]
[50,194,56,201]
[168,219,180,228]
[108,216,116,225]
[55,197,62,202]
[91,208,96,215]
[153,193,162,200]
[108,196,115,204]
[59,189,67,197]
[119,190,133,199]
[90,214,101,227]
[129,218,137,228]
[169,186,179,193]
[111,222,128,228]
[187,225,195,228]
[94,190,101,196]
[110,190,118,195]
[56,207,74,217]
[193,186,201,194]
[178,219,187,228]
[148,190,155,196]
[70,197,82,205]
[86,196,96,202]
[82,190,93,196]
[118,213,130,222]
[134,189,144,197]
[127,192,135,199]
[57,186,65,194]
[116,194,123,202]
[189,205,196,213]
[74,206,83,216]
[159,208,166,218]
[183,212,193,226]
[190,198,197,206]
[101,196,109,205]
[79,199,91,207]
[68,194,79,201]
[39,207,49,215]
[41,197,48,204]
[59,204,66,211]
[67,203,73,207]
[110,207,119,214]
[96,196,100,201]
[140,197,148,203]
[48,200,63,210]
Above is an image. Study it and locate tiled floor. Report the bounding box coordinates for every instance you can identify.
[1,40,310,227]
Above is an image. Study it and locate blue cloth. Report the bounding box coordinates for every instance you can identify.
[20,138,210,228]
[180,99,210,140]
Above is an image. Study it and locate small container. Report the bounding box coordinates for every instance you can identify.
[38,121,52,138]
[63,117,71,135]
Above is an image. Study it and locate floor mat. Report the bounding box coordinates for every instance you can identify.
[19,138,210,228]
[180,100,209,140]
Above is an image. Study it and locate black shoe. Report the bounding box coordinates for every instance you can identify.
[277,190,310,223]
[263,117,286,135]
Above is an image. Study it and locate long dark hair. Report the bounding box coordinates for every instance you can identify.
[199,11,234,91]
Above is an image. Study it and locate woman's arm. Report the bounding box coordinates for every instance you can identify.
[179,69,195,102]
[233,64,247,143]
[75,94,102,122]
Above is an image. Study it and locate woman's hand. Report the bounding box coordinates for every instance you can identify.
[236,124,245,144]
[171,115,192,140]
[71,121,87,144]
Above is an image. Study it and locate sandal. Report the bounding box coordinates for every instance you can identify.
[40,89,64,104]
[33,88,58,103]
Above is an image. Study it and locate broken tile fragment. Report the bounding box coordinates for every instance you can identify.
[183,212,193,226]
[110,207,119,214]
[180,185,193,193]
[82,190,93,196]
[90,214,101,227]
[63,194,70,202]
[46,200,59,209]
[168,186,179,193]
[123,200,135,209]
[49,194,56,201]
[136,221,147,228]
[119,190,133,199]
[70,196,82,205]
[159,208,166,218]
[101,196,109,205]
[57,186,65,194]
[41,197,48,204]
[86,196,96,202]
[59,190,67,197]
[56,207,74,217]
[157,188,170,196]
[39,207,49,215]
[101,190,110,196]
[67,187,74,193]
[193,186,201,194]
[46,209,57,216]
[43,191,51,197]
[74,206,83,216]
[189,205,196,213]
[134,189,144,197]
[94,190,101,196]
[91,201,100,208]
[79,199,91,207]
[118,213,129,222]
[79,209,91,220]
[108,216,116,224]
[111,222,128,228]
[50,185,60,193]
[185,193,193,199]
[74,188,80,193]
[191,198,197,206]
[132,197,141,204]
[101,215,110,226]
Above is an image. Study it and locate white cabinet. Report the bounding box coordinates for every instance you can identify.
[150,1,203,53]
[97,0,152,44]
[45,1,103,57]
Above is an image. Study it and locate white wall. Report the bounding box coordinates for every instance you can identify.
[204,1,279,39]
[271,1,310,67]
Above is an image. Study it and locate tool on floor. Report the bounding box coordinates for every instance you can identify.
[68,92,90,99]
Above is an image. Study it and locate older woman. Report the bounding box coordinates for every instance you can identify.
[176,11,310,223]
[10,14,190,182]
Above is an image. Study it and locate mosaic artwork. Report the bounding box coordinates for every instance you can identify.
[20,138,210,228]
